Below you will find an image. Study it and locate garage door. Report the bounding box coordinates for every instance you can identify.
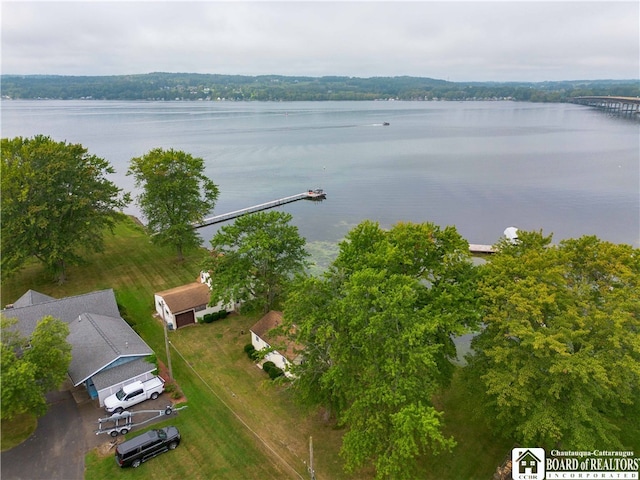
[175,311,195,328]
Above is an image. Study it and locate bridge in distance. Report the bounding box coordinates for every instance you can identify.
[570,96,640,117]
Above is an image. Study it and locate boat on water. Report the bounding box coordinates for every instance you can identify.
[383,122,390,126]
[306,188,326,200]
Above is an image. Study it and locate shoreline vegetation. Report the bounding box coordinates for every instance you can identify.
[1,73,638,102]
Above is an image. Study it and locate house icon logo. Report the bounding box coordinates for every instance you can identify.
[511,447,545,480]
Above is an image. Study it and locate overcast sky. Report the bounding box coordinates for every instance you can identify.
[2,1,638,82]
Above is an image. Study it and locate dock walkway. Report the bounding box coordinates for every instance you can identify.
[468,244,496,254]
[193,189,326,229]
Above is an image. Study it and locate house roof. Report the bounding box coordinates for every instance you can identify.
[91,357,156,391]
[156,282,210,314]
[1,289,122,338]
[12,289,56,308]
[67,312,152,386]
[250,311,303,362]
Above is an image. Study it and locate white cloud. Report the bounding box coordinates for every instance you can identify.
[1,1,638,81]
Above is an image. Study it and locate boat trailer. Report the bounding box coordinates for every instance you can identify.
[96,405,188,437]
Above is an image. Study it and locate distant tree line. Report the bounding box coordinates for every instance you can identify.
[1,73,638,102]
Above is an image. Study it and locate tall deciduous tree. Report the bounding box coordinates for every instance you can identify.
[284,221,480,479]
[466,231,640,449]
[1,135,129,283]
[127,148,219,261]
[203,211,309,313]
[1,316,72,420]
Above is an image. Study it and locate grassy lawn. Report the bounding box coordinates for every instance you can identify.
[0,413,37,452]
[3,214,576,479]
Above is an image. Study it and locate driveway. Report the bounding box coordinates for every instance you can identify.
[1,389,84,480]
[2,382,173,480]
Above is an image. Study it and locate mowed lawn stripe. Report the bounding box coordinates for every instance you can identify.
[170,339,306,479]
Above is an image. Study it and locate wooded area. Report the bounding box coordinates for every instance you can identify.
[2,73,638,102]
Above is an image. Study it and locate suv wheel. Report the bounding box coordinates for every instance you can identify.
[169,442,178,450]
[150,392,159,400]
[132,459,141,468]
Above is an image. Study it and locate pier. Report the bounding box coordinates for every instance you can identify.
[570,96,640,118]
[193,189,326,229]
[468,244,495,254]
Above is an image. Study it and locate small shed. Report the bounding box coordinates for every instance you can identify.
[154,273,236,329]
[250,311,303,378]
[154,282,210,329]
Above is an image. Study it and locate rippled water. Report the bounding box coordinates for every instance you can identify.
[2,100,638,248]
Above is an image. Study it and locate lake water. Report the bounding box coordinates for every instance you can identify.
[2,100,639,254]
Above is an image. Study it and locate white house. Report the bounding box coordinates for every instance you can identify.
[250,311,303,378]
[154,272,234,329]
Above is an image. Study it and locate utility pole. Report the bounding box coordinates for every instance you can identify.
[160,300,173,380]
[308,436,316,480]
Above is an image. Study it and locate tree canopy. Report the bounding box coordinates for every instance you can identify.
[1,316,72,420]
[127,148,219,261]
[2,73,638,102]
[284,221,480,479]
[466,231,640,450]
[203,211,309,314]
[1,135,129,283]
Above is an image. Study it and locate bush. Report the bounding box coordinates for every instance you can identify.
[244,344,256,360]
[268,366,285,379]
[261,361,284,379]
[218,309,228,319]
[203,313,214,323]
[262,361,276,373]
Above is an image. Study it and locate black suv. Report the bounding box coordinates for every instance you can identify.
[115,426,181,468]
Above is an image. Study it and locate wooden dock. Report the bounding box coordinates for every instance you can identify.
[468,244,496,254]
[193,189,326,229]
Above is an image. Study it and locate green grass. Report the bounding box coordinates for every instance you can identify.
[0,413,37,451]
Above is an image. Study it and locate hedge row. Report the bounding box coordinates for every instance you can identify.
[244,343,260,361]
[243,345,285,379]
[200,310,228,324]
[261,361,285,380]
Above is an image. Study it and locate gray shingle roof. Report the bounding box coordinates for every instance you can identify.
[12,289,56,307]
[1,289,122,338]
[67,312,152,386]
[91,357,156,391]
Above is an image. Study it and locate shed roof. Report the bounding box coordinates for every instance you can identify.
[67,312,152,386]
[250,311,303,362]
[156,282,210,314]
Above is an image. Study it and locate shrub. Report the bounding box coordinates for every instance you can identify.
[262,361,276,373]
[244,344,257,360]
[268,366,285,380]
[203,313,214,323]
[218,309,228,319]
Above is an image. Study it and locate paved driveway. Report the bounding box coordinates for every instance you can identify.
[1,390,84,480]
[2,383,173,480]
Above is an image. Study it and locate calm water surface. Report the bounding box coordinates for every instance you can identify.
[2,100,638,252]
